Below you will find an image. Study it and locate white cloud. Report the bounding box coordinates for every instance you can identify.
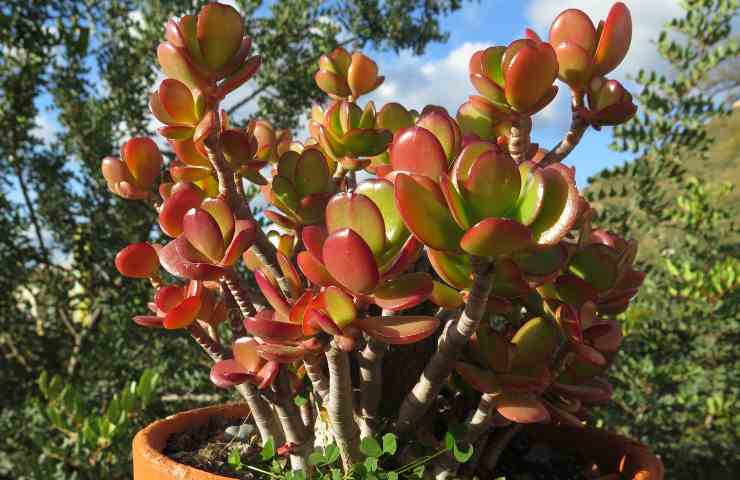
[526,0,683,79]
[524,0,684,129]
[364,42,488,117]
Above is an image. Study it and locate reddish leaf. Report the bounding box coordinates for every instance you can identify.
[394,173,463,252]
[159,236,224,280]
[210,359,250,388]
[297,251,336,287]
[233,337,263,373]
[159,182,205,237]
[429,280,464,309]
[326,192,386,255]
[122,137,162,190]
[244,309,303,341]
[493,392,550,423]
[372,272,433,311]
[256,343,306,363]
[196,2,243,71]
[353,315,440,345]
[322,229,379,294]
[163,295,201,329]
[426,248,473,289]
[390,127,447,180]
[460,218,533,257]
[115,243,159,278]
[255,270,291,318]
[593,2,632,76]
[255,361,280,389]
[182,208,225,262]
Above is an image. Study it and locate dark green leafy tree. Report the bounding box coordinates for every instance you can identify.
[0,1,471,478]
[587,1,740,477]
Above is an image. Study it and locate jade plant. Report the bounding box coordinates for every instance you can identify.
[106,2,644,478]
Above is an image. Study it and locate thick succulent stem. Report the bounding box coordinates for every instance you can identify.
[203,111,290,296]
[223,270,257,320]
[509,115,532,163]
[539,93,588,167]
[482,423,522,474]
[188,322,226,361]
[326,342,363,471]
[273,371,313,472]
[237,383,285,446]
[357,332,387,438]
[186,322,283,445]
[303,352,330,404]
[396,257,494,434]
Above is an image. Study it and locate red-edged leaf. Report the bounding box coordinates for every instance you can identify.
[427,248,473,289]
[326,192,386,255]
[256,343,306,363]
[592,2,632,75]
[353,315,440,345]
[255,361,280,389]
[133,315,165,328]
[244,309,302,341]
[296,251,336,287]
[159,236,224,280]
[233,337,263,373]
[305,308,341,336]
[182,208,225,262]
[163,296,201,329]
[390,127,447,180]
[122,137,162,190]
[115,243,159,278]
[372,272,433,311]
[210,359,250,388]
[319,286,357,329]
[322,228,379,294]
[429,280,464,309]
[255,270,291,318]
[394,173,463,252]
[493,392,550,423]
[460,218,533,257]
[159,182,205,237]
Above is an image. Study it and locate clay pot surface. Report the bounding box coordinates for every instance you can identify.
[133,403,663,480]
[133,403,250,480]
[525,423,665,479]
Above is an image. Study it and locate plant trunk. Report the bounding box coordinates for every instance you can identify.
[326,343,363,471]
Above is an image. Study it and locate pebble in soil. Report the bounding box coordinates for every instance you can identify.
[163,416,262,479]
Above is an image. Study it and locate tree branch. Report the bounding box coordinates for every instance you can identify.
[396,257,494,434]
[357,328,387,437]
[11,156,50,262]
[303,352,330,404]
[482,423,522,474]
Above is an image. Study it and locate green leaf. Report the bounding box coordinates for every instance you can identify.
[382,432,397,455]
[309,451,326,466]
[227,448,242,468]
[412,465,426,478]
[260,437,276,461]
[365,456,379,472]
[324,444,340,464]
[294,394,308,407]
[360,436,383,457]
[386,472,399,480]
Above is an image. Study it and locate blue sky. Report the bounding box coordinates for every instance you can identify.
[33,0,689,187]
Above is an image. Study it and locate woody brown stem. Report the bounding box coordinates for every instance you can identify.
[539,93,588,167]
[326,342,363,471]
[396,257,494,434]
[223,270,257,320]
[203,110,290,296]
[509,115,532,163]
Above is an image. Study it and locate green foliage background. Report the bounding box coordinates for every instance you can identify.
[0,0,737,479]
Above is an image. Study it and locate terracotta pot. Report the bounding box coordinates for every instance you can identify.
[133,403,250,480]
[133,403,664,480]
[525,423,665,479]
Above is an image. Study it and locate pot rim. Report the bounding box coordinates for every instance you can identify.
[133,403,663,480]
[133,402,250,480]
